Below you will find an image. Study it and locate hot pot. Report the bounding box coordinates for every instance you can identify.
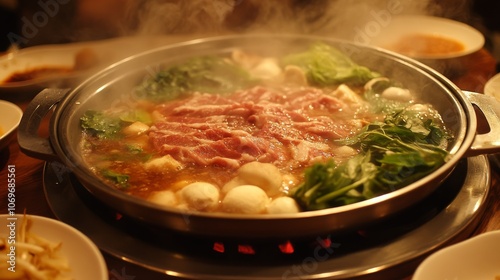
[18,34,500,239]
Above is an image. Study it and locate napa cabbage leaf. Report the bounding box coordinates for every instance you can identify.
[282,42,380,86]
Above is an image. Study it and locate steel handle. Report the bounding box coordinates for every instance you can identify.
[17,88,70,161]
[463,91,500,157]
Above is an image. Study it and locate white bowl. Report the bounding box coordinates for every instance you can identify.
[0,214,107,280]
[413,230,500,280]
[370,15,485,60]
[0,100,22,151]
[484,72,500,101]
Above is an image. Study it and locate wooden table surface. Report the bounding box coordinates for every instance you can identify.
[1,47,499,279]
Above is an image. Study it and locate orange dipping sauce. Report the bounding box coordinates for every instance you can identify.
[388,33,465,57]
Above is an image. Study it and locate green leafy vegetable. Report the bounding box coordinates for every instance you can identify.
[135,56,256,101]
[282,42,380,86]
[97,145,152,163]
[80,110,123,139]
[291,109,450,211]
[101,169,129,189]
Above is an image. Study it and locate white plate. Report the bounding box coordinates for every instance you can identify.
[413,230,500,280]
[484,72,500,102]
[0,100,22,151]
[369,15,485,59]
[0,214,107,280]
[484,73,500,168]
[0,44,97,94]
[0,35,196,95]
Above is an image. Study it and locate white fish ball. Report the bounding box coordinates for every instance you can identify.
[406,103,431,113]
[237,162,283,196]
[148,190,177,207]
[283,65,308,86]
[179,182,220,211]
[221,177,246,194]
[251,58,282,80]
[381,87,412,102]
[266,197,301,214]
[222,185,269,214]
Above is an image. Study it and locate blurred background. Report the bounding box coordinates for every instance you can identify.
[1,0,499,67]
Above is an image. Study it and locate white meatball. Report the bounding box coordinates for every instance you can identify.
[266,197,301,214]
[179,182,220,211]
[231,49,260,69]
[406,103,431,113]
[222,185,269,214]
[237,162,283,196]
[381,87,412,102]
[250,58,282,80]
[283,65,308,86]
[148,190,177,207]
[221,177,245,194]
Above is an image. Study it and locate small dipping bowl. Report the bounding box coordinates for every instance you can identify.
[370,15,485,77]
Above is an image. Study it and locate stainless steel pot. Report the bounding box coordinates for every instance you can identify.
[18,34,500,239]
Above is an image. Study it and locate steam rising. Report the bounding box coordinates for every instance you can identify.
[64,0,476,89]
[112,0,472,41]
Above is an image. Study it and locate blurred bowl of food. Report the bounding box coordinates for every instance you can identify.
[370,15,485,76]
[483,72,500,169]
[413,230,500,280]
[484,72,500,101]
[0,44,99,95]
[0,214,108,280]
[0,36,199,96]
[0,100,22,151]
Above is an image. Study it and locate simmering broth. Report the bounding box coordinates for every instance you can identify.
[80,42,451,214]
